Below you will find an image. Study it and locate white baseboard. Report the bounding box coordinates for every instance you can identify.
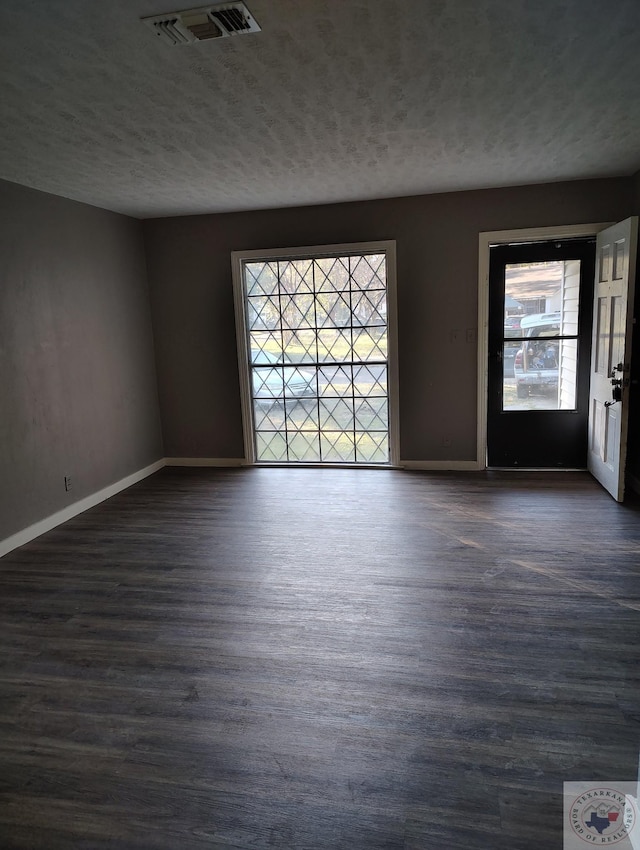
[0,459,165,559]
[164,457,246,467]
[401,460,482,471]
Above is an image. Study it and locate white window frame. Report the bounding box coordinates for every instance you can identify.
[231,240,400,466]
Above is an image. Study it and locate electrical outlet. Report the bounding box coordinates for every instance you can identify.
[442,437,452,448]
[466,328,477,344]
[64,475,72,492]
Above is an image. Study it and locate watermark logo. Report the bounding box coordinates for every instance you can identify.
[564,782,638,849]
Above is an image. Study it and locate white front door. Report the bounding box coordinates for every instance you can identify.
[588,217,638,501]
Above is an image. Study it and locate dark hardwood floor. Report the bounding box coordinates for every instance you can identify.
[1,468,639,849]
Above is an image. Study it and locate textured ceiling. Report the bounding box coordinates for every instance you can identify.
[1,0,639,218]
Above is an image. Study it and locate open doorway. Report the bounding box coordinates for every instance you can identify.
[479,219,639,497]
[487,238,596,467]
[477,224,608,469]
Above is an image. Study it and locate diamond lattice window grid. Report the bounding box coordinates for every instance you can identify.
[253,400,285,430]
[351,290,387,326]
[317,329,352,362]
[245,262,279,296]
[319,398,355,430]
[282,330,316,362]
[285,399,319,430]
[353,328,388,361]
[318,365,353,397]
[255,431,288,462]
[237,248,394,465]
[321,431,356,463]
[315,257,351,292]
[288,431,321,462]
[279,260,314,294]
[280,294,316,329]
[315,291,352,328]
[351,254,386,290]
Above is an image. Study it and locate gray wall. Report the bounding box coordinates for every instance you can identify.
[144,177,633,462]
[0,180,163,541]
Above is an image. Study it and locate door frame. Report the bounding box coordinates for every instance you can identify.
[477,223,612,468]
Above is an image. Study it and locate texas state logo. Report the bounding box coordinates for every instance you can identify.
[564,783,638,849]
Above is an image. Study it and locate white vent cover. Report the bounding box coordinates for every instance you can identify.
[143,2,260,45]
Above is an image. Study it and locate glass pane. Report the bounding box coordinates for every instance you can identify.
[508,337,559,410]
[352,327,387,361]
[253,366,283,399]
[253,399,285,430]
[315,291,352,328]
[318,365,352,397]
[315,257,350,291]
[288,431,321,462]
[285,398,318,430]
[354,397,388,430]
[353,364,387,396]
[505,260,581,338]
[278,259,313,294]
[317,328,352,362]
[245,262,279,297]
[503,259,582,412]
[320,431,355,462]
[244,251,391,464]
[351,254,386,291]
[247,296,281,331]
[250,332,282,362]
[282,365,316,398]
[280,293,315,329]
[355,431,388,463]
[255,431,287,462]
[521,315,561,338]
[503,338,580,411]
[282,329,316,363]
[351,289,387,326]
[319,398,354,430]
[557,338,579,410]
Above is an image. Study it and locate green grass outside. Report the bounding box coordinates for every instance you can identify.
[254,330,386,363]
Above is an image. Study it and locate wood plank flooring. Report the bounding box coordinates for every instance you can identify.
[1,468,639,849]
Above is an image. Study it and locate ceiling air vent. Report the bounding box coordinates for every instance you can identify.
[145,16,199,45]
[209,3,259,35]
[143,3,260,45]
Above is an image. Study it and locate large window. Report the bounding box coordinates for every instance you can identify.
[232,242,398,465]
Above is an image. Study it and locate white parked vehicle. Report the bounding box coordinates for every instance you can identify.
[251,349,316,400]
[513,313,560,399]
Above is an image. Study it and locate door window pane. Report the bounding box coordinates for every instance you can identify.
[503,260,581,411]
